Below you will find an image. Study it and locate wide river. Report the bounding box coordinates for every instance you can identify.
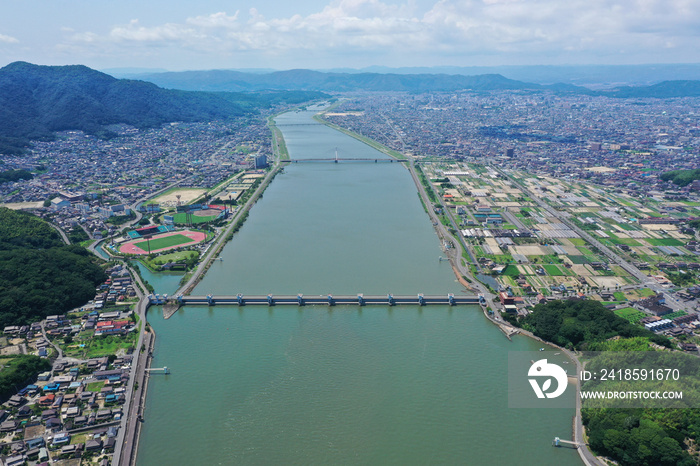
[135,106,581,465]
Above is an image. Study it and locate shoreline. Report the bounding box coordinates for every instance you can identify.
[117,320,156,466]
[123,107,599,466]
[314,109,603,466]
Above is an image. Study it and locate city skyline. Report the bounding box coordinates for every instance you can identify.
[1,0,699,71]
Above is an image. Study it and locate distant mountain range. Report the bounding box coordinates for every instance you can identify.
[123,68,583,94]
[122,67,700,99]
[2,61,700,155]
[0,62,327,155]
[110,63,700,88]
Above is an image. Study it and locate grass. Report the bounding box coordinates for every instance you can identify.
[645,238,684,246]
[142,250,198,270]
[172,212,219,225]
[665,310,687,319]
[502,264,521,277]
[614,307,647,323]
[135,233,197,251]
[568,255,589,265]
[613,291,627,301]
[569,238,587,246]
[608,237,642,247]
[85,381,105,393]
[84,333,137,358]
[638,288,656,297]
[542,264,566,276]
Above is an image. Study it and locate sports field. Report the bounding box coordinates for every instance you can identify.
[119,230,206,255]
[172,209,220,224]
[135,234,195,251]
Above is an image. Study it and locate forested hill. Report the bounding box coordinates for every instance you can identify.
[0,207,106,327]
[0,62,327,155]
[129,68,570,93]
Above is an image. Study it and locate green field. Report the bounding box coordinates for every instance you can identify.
[608,237,642,247]
[542,264,566,276]
[645,238,684,246]
[172,212,219,225]
[568,255,589,265]
[135,234,196,251]
[613,307,647,323]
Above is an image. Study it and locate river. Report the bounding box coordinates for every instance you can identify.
[135,106,581,465]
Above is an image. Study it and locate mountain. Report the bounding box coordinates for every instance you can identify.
[604,80,700,98]
[0,62,327,155]
[325,64,700,87]
[130,68,574,93]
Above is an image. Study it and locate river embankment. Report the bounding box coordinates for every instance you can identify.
[134,106,583,466]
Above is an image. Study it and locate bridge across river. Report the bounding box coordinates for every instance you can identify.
[280,158,408,163]
[149,293,480,307]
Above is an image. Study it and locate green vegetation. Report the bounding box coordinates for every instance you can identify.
[645,237,684,246]
[172,211,219,225]
[0,355,51,401]
[67,228,89,244]
[522,300,671,350]
[664,310,687,320]
[583,408,699,466]
[85,381,105,393]
[660,168,700,187]
[106,212,136,226]
[0,169,33,183]
[0,62,327,154]
[140,250,199,272]
[414,165,438,204]
[134,233,198,251]
[541,264,565,276]
[0,207,106,327]
[614,307,646,323]
[84,333,137,358]
[613,291,627,301]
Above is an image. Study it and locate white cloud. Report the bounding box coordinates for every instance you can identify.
[0,33,19,44]
[59,0,700,66]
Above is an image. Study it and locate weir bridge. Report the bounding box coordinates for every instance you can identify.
[149,293,480,307]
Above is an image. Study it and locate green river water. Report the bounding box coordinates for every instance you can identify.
[135,106,582,465]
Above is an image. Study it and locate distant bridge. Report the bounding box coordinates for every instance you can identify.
[274,123,325,127]
[149,293,479,307]
[281,158,408,164]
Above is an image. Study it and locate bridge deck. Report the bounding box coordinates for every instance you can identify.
[280,158,408,163]
[150,294,479,306]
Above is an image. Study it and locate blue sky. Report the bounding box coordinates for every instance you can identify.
[1,0,699,71]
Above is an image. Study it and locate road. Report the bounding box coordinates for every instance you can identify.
[48,223,71,245]
[113,265,153,466]
[497,167,653,286]
[404,160,502,316]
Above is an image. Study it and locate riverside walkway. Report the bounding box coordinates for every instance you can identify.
[149,293,479,306]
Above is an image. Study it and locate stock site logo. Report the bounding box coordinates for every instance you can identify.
[528,359,568,399]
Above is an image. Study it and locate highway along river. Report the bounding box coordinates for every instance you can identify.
[135,106,582,465]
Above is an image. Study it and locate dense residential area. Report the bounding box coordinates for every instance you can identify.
[0,263,142,466]
[1,62,700,465]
